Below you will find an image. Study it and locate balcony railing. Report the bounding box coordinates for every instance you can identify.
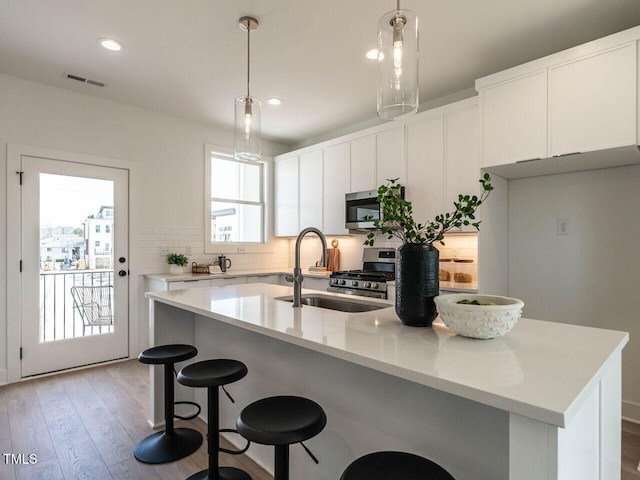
[40,270,114,342]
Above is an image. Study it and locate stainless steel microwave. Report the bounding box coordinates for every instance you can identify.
[345,190,380,232]
[345,188,403,232]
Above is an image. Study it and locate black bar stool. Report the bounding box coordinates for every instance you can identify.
[340,451,456,480]
[134,344,203,464]
[236,395,327,480]
[177,359,251,480]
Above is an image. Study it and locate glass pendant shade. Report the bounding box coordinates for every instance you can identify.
[377,7,419,120]
[234,95,261,161]
[234,16,261,161]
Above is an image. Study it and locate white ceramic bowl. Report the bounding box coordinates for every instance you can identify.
[434,294,524,339]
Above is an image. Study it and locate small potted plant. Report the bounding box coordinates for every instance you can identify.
[364,173,493,327]
[166,253,189,275]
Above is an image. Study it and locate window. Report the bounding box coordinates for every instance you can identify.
[95,241,100,247]
[95,225,100,233]
[106,225,111,233]
[205,146,265,246]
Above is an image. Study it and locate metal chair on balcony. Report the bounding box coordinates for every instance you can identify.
[71,285,114,334]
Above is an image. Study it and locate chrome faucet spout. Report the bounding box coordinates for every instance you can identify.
[287,227,327,307]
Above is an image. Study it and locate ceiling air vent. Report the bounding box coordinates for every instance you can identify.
[65,73,106,88]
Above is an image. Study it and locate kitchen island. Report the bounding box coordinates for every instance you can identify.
[146,283,627,480]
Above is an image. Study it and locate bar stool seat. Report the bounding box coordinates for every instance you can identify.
[178,359,250,480]
[134,344,203,464]
[340,451,456,480]
[237,395,326,480]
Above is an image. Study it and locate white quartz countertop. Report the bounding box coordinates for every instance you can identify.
[146,283,628,428]
[145,268,332,282]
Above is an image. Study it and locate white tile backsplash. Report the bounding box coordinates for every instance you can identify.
[133,225,478,277]
[133,225,290,275]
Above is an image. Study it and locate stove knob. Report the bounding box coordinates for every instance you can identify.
[352,281,358,287]
[364,282,371,288]
[331,278,339,285]
[339,279,346,286]
[371,282,378,289]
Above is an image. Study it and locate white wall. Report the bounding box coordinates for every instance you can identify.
[0,73,290,381]
[508,164,640,421]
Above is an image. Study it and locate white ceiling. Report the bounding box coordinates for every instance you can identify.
[1,0,639,148]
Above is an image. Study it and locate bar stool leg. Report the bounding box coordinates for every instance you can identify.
[274,444,289,480]
[134,363,203,464]
[208,386,220,478]
[164,362,175,434]
[186,386,251,480]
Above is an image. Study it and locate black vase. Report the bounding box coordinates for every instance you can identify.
[395,243,439,327]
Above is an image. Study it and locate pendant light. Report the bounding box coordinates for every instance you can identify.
[234,16,261,161]
[377,1,419,120]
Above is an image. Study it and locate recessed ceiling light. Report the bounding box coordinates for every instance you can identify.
[98,38,124,51]
[267,97,283,106]
[366,48,379,60]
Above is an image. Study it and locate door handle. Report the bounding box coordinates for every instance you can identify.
[118,270,127,277]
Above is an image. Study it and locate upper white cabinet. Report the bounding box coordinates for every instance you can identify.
[376,127,405,186]
[444,105,481,206]
[350,135,375,192]
[548,43,636,156]
[480,70,547,166]
[477,28,640,171]
[274,155,299,237]
[299,150,323,230]
[444,104,481,231]
[404,99,480,233]
[323,142,350,235]
[405,115,444,225]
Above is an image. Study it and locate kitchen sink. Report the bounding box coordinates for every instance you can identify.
[275,294,390,313]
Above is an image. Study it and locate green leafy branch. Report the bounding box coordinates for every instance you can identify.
[364,173,494,246]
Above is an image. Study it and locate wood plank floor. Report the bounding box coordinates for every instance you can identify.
[0,360,270,480]
[1,359,640,479]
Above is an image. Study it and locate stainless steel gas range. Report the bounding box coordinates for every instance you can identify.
[327,247,396,299]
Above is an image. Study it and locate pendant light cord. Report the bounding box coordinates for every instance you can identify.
[246,18,251,98]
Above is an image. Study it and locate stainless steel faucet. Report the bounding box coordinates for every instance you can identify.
[285,227,327,307]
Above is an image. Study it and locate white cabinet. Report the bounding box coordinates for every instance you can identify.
[301,277,329,291]
[478,33,639,170]
[549,43,636,156]
[247,275,280,285]
[274,155,299,237]
[405,115,444,226]
[444,104,481,232]
[299,150,323,230]
[480,70,547,167]
[323,142,350,235]
[168,279,213,291]
[404,99,480,232]
[350,128,404,192]
[350,135,375,192]
[211,276,247,287]
[376,127,405,186]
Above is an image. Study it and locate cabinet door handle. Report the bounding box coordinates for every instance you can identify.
[553,152,582,158]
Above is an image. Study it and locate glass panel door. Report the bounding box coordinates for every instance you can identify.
[21,156,129,377]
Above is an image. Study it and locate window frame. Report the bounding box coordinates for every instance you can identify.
[204,144,269,252]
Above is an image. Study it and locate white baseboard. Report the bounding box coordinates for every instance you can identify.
[622,400,640,424]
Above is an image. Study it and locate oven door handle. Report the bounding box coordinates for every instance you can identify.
[326,286,387,299]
